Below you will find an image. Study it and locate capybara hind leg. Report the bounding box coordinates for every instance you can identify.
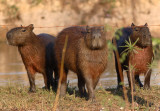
[78,74,86,97]
[135,75,143,87]
[85,76,95,102]
[46,68,55,91]
[60,70,68,97]
[42,72,49,90]
[27,71,36,92]
[144,69,152,89]
[49,70,54,90]
[53,68,59,91]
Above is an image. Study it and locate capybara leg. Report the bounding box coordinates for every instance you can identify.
[27,72,36,92]
[115,57,123,89]
[144,69,152,89]
[85,76,95,102]
[77,74,86,97]
[49,70,54,90]
[42,72,49,90]
[60,69,68,97]
[135,75,143,87]
[53,68,59,91]
[46,68,55,91]
[93,77,100,90]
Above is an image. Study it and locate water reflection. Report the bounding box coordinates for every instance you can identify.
[0,42,159,89]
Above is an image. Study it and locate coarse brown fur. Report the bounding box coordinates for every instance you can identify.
[6,24,58,92]
[113,23,153,90]
[54,26,108,101]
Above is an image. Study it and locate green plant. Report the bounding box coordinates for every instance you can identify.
[120,38,140,55]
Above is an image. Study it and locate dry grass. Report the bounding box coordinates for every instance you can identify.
[0,84,159,111]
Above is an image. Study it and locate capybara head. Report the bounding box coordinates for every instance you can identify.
[84,26,106,50]
[130,23,152,47]
[6,24,34,46]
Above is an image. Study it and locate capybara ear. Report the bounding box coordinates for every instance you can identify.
[131,23,135,27]
[27,24,34,31]
[86,25,91,33]
[144,23,148,26]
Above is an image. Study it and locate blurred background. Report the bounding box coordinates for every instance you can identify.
[0,0,160,88]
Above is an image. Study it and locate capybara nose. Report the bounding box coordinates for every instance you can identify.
[94,33,101,39]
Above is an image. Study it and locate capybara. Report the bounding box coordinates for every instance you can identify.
[6,24,58,92]
[113,23,153,90]
[54,26,108,101]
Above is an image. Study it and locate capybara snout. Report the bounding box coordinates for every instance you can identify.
[85,26,106,50]
[6,24,34,46]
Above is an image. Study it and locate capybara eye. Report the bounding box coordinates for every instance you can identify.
[21,29,26,32]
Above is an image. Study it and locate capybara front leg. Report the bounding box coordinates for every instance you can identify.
[27,71,36,92]
[144,69,152,89]
[135,75,143,87]
[84,75,95,102]
[78,74,86,97]
[93,77,100,90]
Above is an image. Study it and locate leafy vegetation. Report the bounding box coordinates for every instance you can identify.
[0,84,159,110]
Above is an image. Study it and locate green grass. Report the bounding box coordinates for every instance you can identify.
[0,84,159,111]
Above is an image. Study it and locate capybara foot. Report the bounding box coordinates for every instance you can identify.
[144,85,151,90]
[60,89,66,97]
[42,86,50,91]
[89,97,96,103]
[88,93,96,102]
[51,80,58,92]
[138,83,143,88]
[28,87,36,93]
[60,93,66,98]
[52,86,57,92]
[80,92,87,98]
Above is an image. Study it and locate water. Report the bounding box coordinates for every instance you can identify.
[0,42,159,89]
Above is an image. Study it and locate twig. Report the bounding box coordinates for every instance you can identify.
[129,61,134,111]
[112,38,129,109]
[53,35,68,111]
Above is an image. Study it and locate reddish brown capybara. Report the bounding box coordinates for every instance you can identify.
[6,24,58,92]
[54,26,108,101]
[113,23,153,90]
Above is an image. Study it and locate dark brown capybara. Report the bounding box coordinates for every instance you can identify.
[6,24,58,92]
[113,23,153,90]
[54,26,108,101]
